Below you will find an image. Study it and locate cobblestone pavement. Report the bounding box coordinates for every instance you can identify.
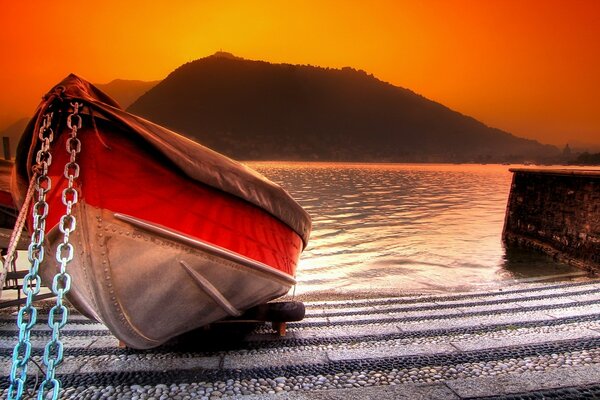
[3,278,600,399]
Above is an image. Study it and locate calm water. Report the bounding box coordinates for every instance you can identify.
[250,162,585,296]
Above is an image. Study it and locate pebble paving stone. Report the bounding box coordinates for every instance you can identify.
[3,278,600,399]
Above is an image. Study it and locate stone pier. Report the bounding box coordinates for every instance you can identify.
[503,168,600,272]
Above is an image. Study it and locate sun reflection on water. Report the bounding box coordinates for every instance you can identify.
[250,163,584,296]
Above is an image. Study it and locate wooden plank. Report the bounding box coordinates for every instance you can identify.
[0,292,55,308]
[6,270,27,280]
[0,227,29,250]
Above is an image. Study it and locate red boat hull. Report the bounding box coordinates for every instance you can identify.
[41,120,302,276]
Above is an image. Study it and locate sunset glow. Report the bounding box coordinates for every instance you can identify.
[1,0,599,147]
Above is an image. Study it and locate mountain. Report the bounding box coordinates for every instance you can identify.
[126,53,557,162]
[0,117,28,159]
[95,79,160,109]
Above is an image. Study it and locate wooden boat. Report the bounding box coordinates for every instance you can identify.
[11,75,311,349]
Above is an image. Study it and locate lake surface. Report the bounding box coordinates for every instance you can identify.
[250,162,586,296]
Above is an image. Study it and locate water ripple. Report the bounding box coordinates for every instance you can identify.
[250,162,583,294]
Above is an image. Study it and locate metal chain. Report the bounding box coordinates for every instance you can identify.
[38,102,83,400]
[7,112,55,400]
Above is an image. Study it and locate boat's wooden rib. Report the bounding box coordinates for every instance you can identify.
[179,261,243,317]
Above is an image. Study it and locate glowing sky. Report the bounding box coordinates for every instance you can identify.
[1,0,599,147]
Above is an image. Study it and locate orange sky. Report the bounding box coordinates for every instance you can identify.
[1,0,599,147]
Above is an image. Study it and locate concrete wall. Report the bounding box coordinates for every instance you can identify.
[503,168,600,272]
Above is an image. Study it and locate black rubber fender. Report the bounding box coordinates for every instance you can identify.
[237,301,305,322]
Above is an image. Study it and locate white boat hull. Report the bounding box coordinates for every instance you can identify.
[41,202,295,349]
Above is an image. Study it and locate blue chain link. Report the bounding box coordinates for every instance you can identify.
[7,112,54,400]
[8,103,83,400]
[37,102,82,400]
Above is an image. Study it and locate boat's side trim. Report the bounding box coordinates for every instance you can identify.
[179,261,242,317]
[113,212,296,285]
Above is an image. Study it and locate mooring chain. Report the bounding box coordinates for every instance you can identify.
[37,102,83,400]
[8,111,55,400]
[7,102,84,400]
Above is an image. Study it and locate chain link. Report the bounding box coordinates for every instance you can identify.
[8,102,84,400]
[7,112,55,400]
[38,102,83,400]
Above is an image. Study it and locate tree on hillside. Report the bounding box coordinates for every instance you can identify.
[573,152,600,165]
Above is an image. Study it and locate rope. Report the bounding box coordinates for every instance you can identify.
[0,173,38,298]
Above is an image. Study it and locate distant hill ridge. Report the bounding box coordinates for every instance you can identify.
[0,117,28,159]
[128,53,558,162]
[95,79,160,109]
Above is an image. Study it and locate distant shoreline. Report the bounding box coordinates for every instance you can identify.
[246,161,599,168]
